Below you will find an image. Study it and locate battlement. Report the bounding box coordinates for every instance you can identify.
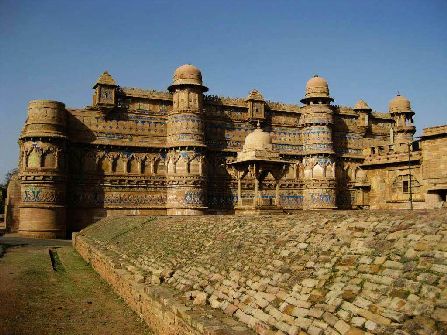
[21,100,67,139]
[120,87,172,101]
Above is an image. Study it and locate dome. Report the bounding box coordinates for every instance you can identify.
[354,99,371,110]
[243,127,272,151]
[389,94,411,113]
[168,64,208,92]
[301,75,333,103]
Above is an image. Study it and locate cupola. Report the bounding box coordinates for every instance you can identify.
[92,71,117,108]
[388,94,412,114]
[300,75,333,104]
[243,126,272,152]
[246,89,266,122]
[168,64,208,92]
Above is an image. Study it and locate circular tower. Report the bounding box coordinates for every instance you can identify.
[388,94,415,145]
[300,75,337,209]
[18,100,67,238]
[166,64,208,215]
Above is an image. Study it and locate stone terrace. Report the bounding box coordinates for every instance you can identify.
[74,211,447,335]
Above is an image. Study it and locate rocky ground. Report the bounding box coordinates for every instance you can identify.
[78,210,447,335]
[0,234,153,335]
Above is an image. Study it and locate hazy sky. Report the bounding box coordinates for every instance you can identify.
[1,0,446,182]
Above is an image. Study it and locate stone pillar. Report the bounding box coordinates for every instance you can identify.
[18,100,67,238]
[237,174,242,206]
[166,65,208,215]
[275,180,280,206]
[254,176,259,207]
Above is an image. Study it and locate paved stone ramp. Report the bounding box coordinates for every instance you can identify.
[74,210,447,335]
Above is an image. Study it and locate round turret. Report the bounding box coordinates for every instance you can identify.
[301,75,333,104]
[243,127,272,151]
[21,100,67,139]
[389,94,412,114]
[168,64,208,92]
[166,64,208,215]
[19,99,68,239]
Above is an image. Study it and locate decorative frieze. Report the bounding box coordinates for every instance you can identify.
[11,66,440,238]
[22,185,65,204]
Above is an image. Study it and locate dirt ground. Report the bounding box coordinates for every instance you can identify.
[0,234,153,335]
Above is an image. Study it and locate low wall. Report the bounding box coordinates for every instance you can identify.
[74,211,447,335]
[74,233,253,335]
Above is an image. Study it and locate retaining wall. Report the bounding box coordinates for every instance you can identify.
[74,211,447,335]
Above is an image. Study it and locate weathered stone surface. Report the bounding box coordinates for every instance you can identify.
[9,63,447,239]
[74,210,447,335]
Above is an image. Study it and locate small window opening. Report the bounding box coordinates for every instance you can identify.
[403,180,409,193]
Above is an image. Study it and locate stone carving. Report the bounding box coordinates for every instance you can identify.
[22,186,64,203]
[10,65,447,238]
[105,192,166,206]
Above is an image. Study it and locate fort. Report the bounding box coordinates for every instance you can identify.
[3,64,447,237]
[2,64,447,334]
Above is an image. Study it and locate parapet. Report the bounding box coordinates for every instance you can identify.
[421,124,447,138]
[21,100,67,139]
[363,142,421,167]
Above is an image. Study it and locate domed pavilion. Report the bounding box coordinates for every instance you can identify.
[229,122,290,214]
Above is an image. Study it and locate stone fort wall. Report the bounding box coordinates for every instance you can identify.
[74,211,447,335]
[7,66,447,237]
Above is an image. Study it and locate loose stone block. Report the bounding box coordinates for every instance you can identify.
[351,316,365,327]
[307,325,323,335]
[432,308,447,322]
[364,320,377,331]
[334,320,351,334]
[322,312,339,326]
[302,279,319,288]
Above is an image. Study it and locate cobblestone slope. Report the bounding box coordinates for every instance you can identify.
[76,211,447,335]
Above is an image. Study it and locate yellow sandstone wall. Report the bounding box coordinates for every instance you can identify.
[421,126,447,209]
[4,174,21,232]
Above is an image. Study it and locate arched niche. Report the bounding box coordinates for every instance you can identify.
[313,164,324,178]
[98,156,111,173]
[27,150,41,168]
[128,158,140,174]
[189,157,200,175]
[326,164,335,178]
[43,151,57,168]
[304,167,312,179]
[176,157,188,175]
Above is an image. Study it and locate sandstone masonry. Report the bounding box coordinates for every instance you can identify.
[5,64,447,237]
[74,211,447,335]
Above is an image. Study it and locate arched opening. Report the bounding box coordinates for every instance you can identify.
[27,150,41,168]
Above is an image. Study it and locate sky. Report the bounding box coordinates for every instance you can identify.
[0,0,446,182]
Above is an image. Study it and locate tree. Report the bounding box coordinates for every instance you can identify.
[2,168,18,189]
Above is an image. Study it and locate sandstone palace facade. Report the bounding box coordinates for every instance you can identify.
[4,64,447,238]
